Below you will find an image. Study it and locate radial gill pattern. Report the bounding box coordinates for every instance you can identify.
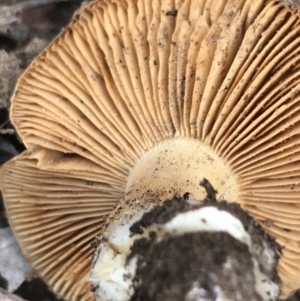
[1,0,300,300]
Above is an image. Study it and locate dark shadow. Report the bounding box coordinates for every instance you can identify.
[14,278,64,301]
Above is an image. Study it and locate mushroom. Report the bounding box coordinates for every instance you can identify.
[1,0,300,300]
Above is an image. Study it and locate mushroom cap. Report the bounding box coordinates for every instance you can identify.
[2,0,300,300]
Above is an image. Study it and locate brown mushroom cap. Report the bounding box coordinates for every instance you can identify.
[2,0,300,300]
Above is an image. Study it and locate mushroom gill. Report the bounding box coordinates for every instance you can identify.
[1,0,300,300]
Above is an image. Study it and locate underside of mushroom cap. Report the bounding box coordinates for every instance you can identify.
[2,0,300,300]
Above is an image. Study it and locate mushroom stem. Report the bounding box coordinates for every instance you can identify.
[90,185,282,301]
[125,138,239,203]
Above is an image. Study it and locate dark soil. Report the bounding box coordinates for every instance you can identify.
[130,232,263,301]
[130,195,281,283]
[128,194,281,301]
